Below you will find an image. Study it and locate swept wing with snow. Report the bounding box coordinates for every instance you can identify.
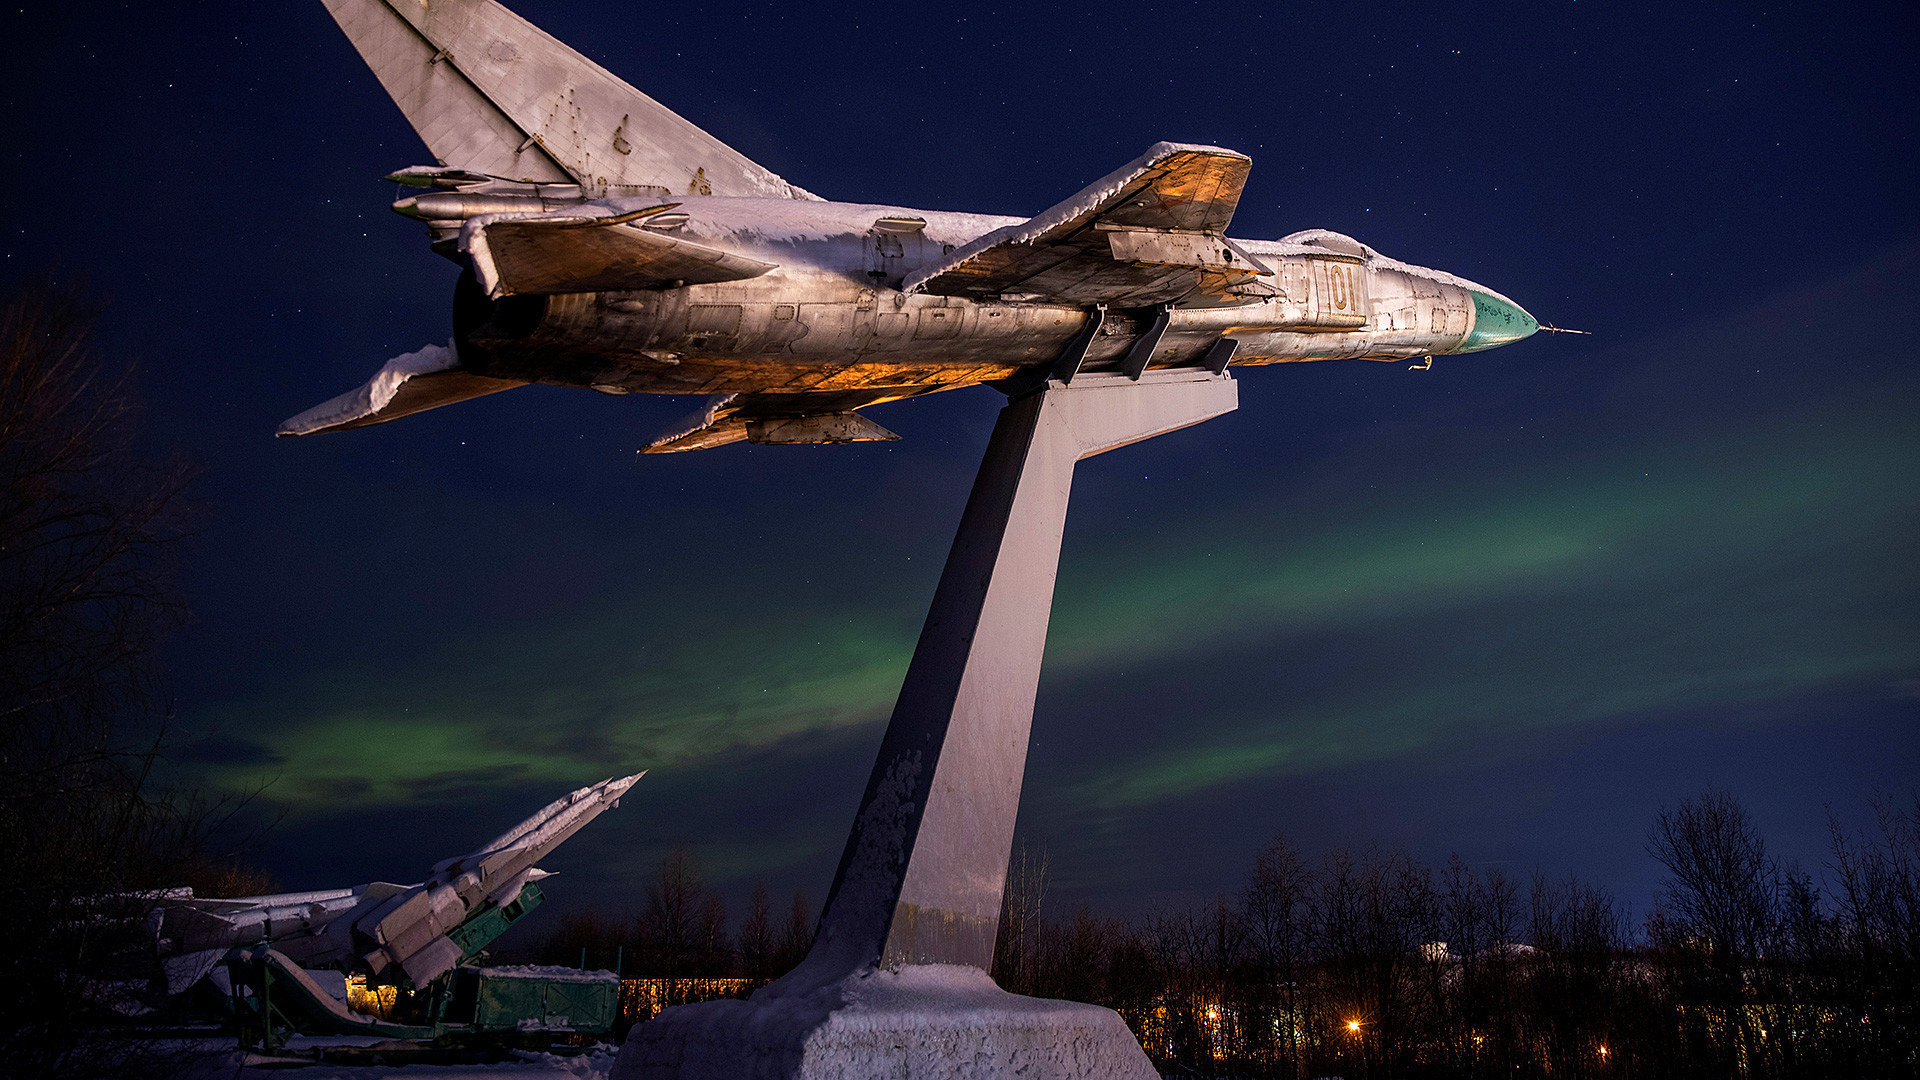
[153,772,643,992]
[286,0,1544,451]
[905,145,1269,306]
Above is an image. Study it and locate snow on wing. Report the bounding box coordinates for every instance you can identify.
[276,342,525,437]
[462,211,779,298]
[904,143,1260,307]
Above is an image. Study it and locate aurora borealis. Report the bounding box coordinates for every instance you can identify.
[175,247,1919,914]
[7,1,1915,920]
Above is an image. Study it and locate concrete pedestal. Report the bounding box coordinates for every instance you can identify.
[616,371,1236,1079]
[617,965,1157,1080]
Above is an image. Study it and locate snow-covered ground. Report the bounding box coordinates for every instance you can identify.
[175,1038,617,1079]
[169,1030,1197,1078]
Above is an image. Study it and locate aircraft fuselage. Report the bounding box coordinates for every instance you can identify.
[443,195,1534,401]
[293,0,1547,449]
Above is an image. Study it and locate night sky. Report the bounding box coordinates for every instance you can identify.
[7,1,1916,926]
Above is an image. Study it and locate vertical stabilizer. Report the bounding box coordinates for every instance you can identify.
[320,0,817,199]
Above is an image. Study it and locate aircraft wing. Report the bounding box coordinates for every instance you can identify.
[319,0,816,199]
[904,142,1268,307]
[462,208,779,298]
[643,386,955,453]
[277,343,525,437]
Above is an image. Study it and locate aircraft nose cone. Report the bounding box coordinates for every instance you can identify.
[1455,291,1540,352]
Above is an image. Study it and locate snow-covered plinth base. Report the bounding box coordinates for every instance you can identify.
[613,964,1157,1080]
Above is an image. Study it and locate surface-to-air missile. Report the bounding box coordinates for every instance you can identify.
[152,772,642,995]
[285,0,1548,452]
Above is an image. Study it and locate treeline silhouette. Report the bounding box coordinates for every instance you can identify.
[524,847,814,1020]
[527,790,1917,1077]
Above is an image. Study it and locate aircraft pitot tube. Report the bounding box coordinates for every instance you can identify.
[152,772,643,994]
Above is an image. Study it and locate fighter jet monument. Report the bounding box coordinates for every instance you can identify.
[302,2,1548,1076]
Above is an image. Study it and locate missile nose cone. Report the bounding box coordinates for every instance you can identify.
[1455,291,1540,352]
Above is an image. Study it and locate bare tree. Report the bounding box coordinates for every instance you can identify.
[1047,905,1121,1009]
[992,839,1050,994]
[1311,845,1436,1079]
[697,892,731,975]
[738,881,775,983]
[1432,857,1521,1076]
[772,889,814,975]
[636,847,706,1003]
[1145,900,1211,1069]
[0,281,189,774]
[1827,795,1920,1074]
[1646,787,1778,1076]
[1527,873,1627,1076]
[540,907,623,971]
[0,279,207,1079]
[1242,833,1312,1075]
[1648,787,1778,962]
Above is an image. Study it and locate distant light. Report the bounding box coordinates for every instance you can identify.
[1347,1020,1361,1032]
[1598,1045,1609,1056]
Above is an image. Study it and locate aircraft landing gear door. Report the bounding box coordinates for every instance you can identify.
[1307,256,1368,328]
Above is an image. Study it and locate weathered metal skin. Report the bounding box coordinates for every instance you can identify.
[450,198,1487,396]
[295,0,1541,450]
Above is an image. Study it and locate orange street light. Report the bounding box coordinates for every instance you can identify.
[1346,1020,1362,1033]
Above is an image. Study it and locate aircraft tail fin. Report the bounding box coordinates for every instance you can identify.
[319,0,817,200]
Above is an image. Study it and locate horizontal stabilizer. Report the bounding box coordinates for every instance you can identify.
[319,0,816,200]
[463,209,778,298]
[643,387,947,453]
[277,342,524,437]
[905,142,1264,307]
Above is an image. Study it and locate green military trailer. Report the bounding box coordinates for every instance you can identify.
[227,915,620,1057]
[166,775,646,1062]
[447,964,619,1034]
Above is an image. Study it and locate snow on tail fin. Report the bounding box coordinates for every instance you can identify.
[320,0,817,200]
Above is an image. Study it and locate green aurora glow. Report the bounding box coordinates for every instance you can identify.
[193,389,1917,818]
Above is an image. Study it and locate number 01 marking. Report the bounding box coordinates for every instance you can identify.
[1326,264,1353,310]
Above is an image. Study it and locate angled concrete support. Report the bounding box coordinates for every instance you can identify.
[812,367,1238,978]
[617,369,1238,1080]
